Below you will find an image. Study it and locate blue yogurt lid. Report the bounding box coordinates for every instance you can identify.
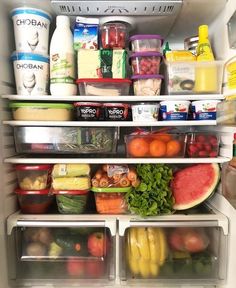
[10,52,49,63]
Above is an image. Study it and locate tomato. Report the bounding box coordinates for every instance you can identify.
[149,139,166,157]
[66,259,85,277]
[127,137,149,157]
[87,232,110,257]
[166,140,181,157]
[85,260,105,278]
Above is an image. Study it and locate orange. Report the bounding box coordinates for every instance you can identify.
[127,137,149,157]
[149,139,166,157]
[153,133,172,143]
[166,140,181,157]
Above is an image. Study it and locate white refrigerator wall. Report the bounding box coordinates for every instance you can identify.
[0,0,236,287]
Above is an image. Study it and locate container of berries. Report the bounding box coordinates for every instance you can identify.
[130,52,162,75]
[100,22,127,49]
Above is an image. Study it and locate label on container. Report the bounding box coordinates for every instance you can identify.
[50,53,75,84]
[160,103,188,120]
[192,102,218,120]
[132,104,159,121]
[58,164,68,176]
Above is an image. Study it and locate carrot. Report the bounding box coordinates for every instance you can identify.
[131,178,141,188]
[127,168,137,182]
[102,164,108,172]
[95,169,103,180]
[119,176,131,187]
[113,173,121,182]
[95,195,127,214]
[92,178,100,187]
[99,176,109,187]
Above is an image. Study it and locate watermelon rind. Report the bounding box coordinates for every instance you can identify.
[172,163,220,210]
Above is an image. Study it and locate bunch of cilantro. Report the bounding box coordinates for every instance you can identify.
[126,164,174,217]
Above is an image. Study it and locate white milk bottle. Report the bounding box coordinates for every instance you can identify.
[50,15,77,96]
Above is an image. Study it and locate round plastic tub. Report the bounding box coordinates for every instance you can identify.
[160,100,190,121]
[10,52,49,95]
[130,52,162,75]
[100,22,127,49]
[129,34,164,52]
[9,102,73,121]
[92,187,131,214]
[15,188,54,214]
[10,7,52,54]
[192,100,221,120]
[132,102,159,122]
[53,190,89,214]
[15,164,52,190]
[74,102,102,121]
[103,103,130,121]
[132,74,164,96]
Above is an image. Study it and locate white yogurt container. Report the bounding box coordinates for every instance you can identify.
[160,100,190,121]
[132,103,159,122]
[11,52,49,95]
[192,100,221,120]
[11,7,52,54]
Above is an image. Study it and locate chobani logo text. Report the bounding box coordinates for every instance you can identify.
[16,63,43,70]
[16,19,48,29]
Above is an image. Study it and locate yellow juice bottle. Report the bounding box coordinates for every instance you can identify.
[194,25,217,93]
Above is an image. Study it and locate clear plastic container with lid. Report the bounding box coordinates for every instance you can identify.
[132,74,163,96]
[100,22,127,49]
[129,34,164,52]
[130,52,162,75]
[15,164,52,190]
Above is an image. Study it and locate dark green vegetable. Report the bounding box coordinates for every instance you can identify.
[55,234,87,256]
[125,164,174,216]
[56,195,87,214]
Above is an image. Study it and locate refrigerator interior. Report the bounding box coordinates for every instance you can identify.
[1,0,236,287]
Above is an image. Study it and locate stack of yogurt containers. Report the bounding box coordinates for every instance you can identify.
[10,7,51,95]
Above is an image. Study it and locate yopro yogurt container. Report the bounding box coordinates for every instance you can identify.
[132,102,159,122]
[11,52,49,95]
[192,100,221,120]
[11,7,52,54]
[160,100,190,121]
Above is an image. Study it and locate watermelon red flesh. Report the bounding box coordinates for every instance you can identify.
[171,163,220,210]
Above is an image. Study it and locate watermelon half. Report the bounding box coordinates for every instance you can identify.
[171,163,220,210]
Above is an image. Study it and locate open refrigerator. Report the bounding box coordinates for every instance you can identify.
[1,0,236,287]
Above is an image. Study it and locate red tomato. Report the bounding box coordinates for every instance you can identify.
[87,232,110,257]
[66,259,85,277]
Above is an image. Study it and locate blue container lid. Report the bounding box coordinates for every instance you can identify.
[10,7,52,22]
[10,52,49,63]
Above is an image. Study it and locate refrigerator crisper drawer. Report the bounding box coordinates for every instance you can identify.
[13,126,118,154]
[7,215,116,286]
[119,214,228,286]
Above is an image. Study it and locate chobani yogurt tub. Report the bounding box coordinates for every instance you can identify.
[11,7,52,54]
[132,102,159,122]
[160,100,190,121]
[9,102,74,121]
[11,52,49,95]
[192,100,221,120]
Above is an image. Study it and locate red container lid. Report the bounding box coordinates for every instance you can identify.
[15,188,51,195]
[15,164,52,171]
[52,190,89,195]
[76,78,131,84]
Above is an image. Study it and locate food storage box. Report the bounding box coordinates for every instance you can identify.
[217,100,236,125]
[76,79,131,96]
[15,164,52,190]
[192,100,221,120]
[166,60,224,94]
[160,100,190,121]
[103,103,131,121]
[130,52,162,75]
[132,74,163,96]
[92,187,131,214]
[129,34,164,52]
[9,102,74,121]
[125,133,187,158]
[53,190,89,214]
[119,210,228,286]
[74,102,102,121]
[187,132,220,158]
[131,102,159,122]
[100,22,127,49]
[15,188,54,214]
[7,219,116,284]
[13,126,118,154]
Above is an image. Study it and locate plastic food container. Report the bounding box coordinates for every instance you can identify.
[76,79,131,96]
[217,100,236,125]
[10,7,52,54]
[132,74,163,96]
[187,132,219,158]
[125,133,187,158]
[129,34,164,52]
[192,100,221,120]
[53,189,88,214]
[100,22,127,49]
[74,102,102,121]
[160,100,190,121]
[103,103,130,121]
[9,102,73,121]
[166,61,224,94]
[13,126,118,154]
[132,102,159,122]
[15,188,54,214]
[15,164,52,190]
[11,52,49,95]
[130,52,162,75]
[92,187,131,214]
